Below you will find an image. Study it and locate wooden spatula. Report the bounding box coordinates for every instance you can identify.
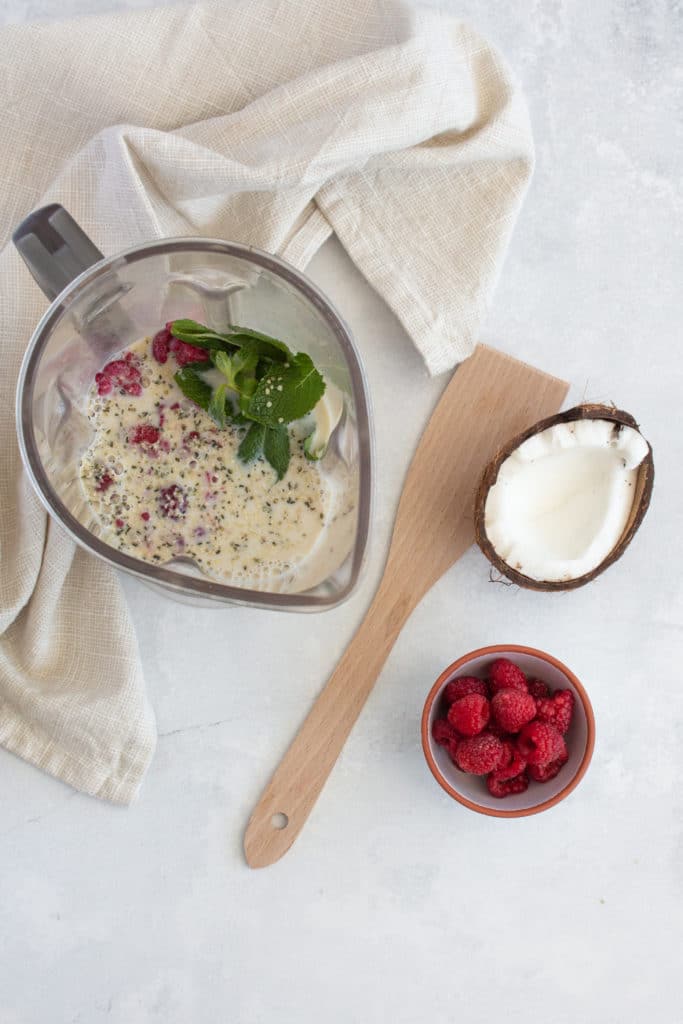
[244,345,568,867]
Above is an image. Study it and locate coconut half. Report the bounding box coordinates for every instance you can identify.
[474,405,654,590]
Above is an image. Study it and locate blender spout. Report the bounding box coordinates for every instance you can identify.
[12,204,104,302]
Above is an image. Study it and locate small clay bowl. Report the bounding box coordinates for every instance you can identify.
[421,645,595,818]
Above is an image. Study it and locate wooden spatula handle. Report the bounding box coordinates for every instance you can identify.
[243,576,414,868]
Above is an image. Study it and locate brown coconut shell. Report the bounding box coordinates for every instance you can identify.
[473,404,654,591]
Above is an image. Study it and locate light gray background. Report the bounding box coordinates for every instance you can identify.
[1,2,681,1023]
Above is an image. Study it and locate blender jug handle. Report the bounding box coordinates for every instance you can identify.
[12,204,104,302]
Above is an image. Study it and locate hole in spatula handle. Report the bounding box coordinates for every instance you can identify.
[271,812,289,830]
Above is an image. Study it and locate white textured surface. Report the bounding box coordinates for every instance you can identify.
[1,2,681,1023]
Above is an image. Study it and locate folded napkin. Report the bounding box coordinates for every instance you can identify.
[0,0,533,803]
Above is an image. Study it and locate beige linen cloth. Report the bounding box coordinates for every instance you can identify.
[0,0,533,803]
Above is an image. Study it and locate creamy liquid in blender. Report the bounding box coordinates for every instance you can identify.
[79,336,357,593]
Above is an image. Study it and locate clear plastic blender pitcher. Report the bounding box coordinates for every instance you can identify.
[14,205,372,610]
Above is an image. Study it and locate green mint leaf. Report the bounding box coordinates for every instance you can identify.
[213,350,237,389]
[233,345,260,379]
[169,320,237,352]
[228,325,293,359]
[247,352,325,427]
[172,334,234,353]
[228,332,291,364]
[208,383,229,428]
[237,421,266,463]
[170,319,213,335]
[170,320,292,363]
[174,367,212,410]
[263,425,290,480]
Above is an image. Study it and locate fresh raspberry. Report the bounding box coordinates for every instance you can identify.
[158,484,188,519]
[95,353,142,397]
[485,717,509,739]
[447,694,490,737]
[490,739,527,781]
[169,335,209,367]
[130,424,160,446]
[454,733,504,774]
[535,690,575,734]
[527,678,550,700]
[517,721,566,766]
[96,472,114,492]
[491,689,536,733]
[487,772,529,798]
[489,658,528,694]
[431,718,459,747]
[443,677,488,704]
[527,747,569,783]
[152,327,171,363]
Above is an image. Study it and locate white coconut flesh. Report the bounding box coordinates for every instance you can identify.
[484,419,649,583]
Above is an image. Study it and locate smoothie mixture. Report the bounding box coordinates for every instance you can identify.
[78,328,357,593]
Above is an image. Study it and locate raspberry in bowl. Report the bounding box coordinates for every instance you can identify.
[421,645,595,817]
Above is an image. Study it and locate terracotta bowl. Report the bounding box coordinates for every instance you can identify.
[421,644,595,818]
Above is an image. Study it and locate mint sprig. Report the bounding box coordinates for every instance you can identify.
[169,319,325,481]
